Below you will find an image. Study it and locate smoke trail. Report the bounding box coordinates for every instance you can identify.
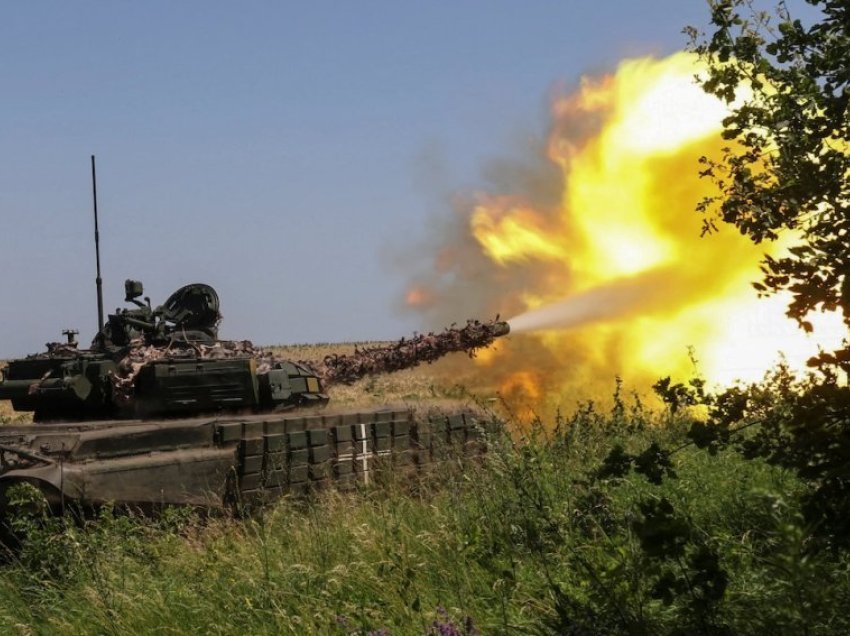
[507,267,681,333]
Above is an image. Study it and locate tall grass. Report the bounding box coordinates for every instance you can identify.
[1,385,849,635]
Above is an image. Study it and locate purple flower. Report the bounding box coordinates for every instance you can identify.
[428,611,478,636]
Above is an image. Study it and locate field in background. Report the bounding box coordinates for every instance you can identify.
[270,341,501,409]
[0,395,26,424]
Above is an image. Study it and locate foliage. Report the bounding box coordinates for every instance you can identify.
[684,363,850,552]
[687,0,850,328]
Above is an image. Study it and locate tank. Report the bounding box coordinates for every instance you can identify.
[0,279,333,422]
[0,279,509,534]
[0,278,509,422]
[0,157,510,537]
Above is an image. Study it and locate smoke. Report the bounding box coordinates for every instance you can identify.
[396,53,845,411]
[399,128,577,329]
[395,60,700,405]
[507,267,682,333]
[397,121,650,404]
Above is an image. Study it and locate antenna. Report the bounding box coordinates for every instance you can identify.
[91,155,104,334]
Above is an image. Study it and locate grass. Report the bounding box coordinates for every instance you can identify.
[2,350,850,634]
[1,389,849,634]
[0,401,17,424]
[0,400,28,425]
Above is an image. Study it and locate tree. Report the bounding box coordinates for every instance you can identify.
[688,0,850,331]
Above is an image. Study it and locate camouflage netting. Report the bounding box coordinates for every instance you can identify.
[109,319,507,405]
[110,339,267,406]
[310,319,507,385]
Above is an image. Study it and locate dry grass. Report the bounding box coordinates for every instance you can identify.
[0,399,15,421]
[0,359,31,423]
[269,341,500,410]
[0,396,29,424]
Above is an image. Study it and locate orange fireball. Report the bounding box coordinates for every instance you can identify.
[407,52,845,407]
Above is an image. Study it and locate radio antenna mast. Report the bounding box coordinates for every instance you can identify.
[91,155,104,334]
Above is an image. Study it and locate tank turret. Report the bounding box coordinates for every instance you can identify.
[0,280,329,421]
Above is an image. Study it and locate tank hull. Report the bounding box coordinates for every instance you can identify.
[0,406,489,520]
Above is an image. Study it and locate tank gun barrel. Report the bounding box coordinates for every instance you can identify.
[491,321,510,338]
[311,319,510,386]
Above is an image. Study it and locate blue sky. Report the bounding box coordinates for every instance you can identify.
[1,1,713,356]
